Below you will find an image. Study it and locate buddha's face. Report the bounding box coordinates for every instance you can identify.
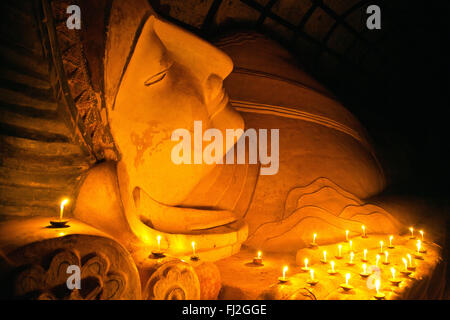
[110,16,244,206]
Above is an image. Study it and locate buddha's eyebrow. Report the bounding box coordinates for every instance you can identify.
[159,52,173,70]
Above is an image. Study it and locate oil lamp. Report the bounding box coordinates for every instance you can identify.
[361,249,368,262]
[328,261,337,275]
[419,230,424,242]
[360,263,370,278]
[253,251,263,265]
[376,254,380,267]
[409,227,415,239]
[379,240,384,253]
[278,266,289,283]
[346,251,355,266]
[389,267,401,286]
[416,239,426,255]
[361,225,368,238]
[320,250,327,264]
[349,240,354,253]
[374,279,385,299]
[50,198,70,228]
[401,258,412,276]
[151,235,165,258]
[388,235,395,249]
[340,273,353,291]
[345,230,349,242]
[335,245,343,259]
[306,268,319,286]
[382,251,390,265]
[406,254,416,271]
[301,258,309,272]
[190,241,199,260]
[310,233,318,248]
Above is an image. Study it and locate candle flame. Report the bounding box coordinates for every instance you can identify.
[391,267,396,279]
[419,230,424,240]
[362,225,366,236]
[257,251,262,259]
[283,265,288,279]
[364,248,367,260]
[304,258,308,269]
[407,253,412,266]
[313,233,317,244]
[375,279,380,294]
[323,250,327,261]
[363,263,367,273]
[389,235,393,246]
[310,268,314,280]
[346,230,349,240]
[402,258,408,270]
[331,261,335,272]
[59,198,69,220]
[345,273,350,285]
[376,254,380,266]
[350,251,354,263]
[349,240,353,250]
[385,251,388,262]
[380,240,383,252]
[338,244,342,256]
[410,227,414,236]
[192,241,196,255]
[417,240,421,253]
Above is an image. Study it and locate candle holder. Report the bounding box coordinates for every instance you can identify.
[419,247,427,254]
[414,253,423,260]
[150,251,166,258]
[360,271,370,278]
[306,279,319,286]
[361,258,369,263]
[407,265,416,271]
[389,278,402,286]
[278,277,289,284]
[49,220,69,228]
[301,266,309,272]
[327,269,338,275]
[340,283,353,292]
[374,292,385,300]
[382,260,390,265]
[320,259,327,264]
[309,242,318,249]
[400,270,412,276]
[388,244,395,249]
[335,255,343,260]
[346,261,355,266]
[253,257,263,265]
[190,254,200,261]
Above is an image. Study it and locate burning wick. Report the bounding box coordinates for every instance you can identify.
[307,268,319,286]
[383,251,390,265]
[301,258,309,272]
[310,233,318,248]
[279,266,289,283]
[345,230,349,242]
[60,199,69,221]
[362,249,368,262]
[157,235,161,251]
[253,251,263,265]
[415,240,425,257]
[321,250,327,263]
[388,235,394,249]
[362,225,367,238]
[379,240,384,253]
[336,245,343,259]
[191,241,199,260]
[340,273,353,291]
[376,254,380,267]
[50,198,70,228]
[360,263,369,278]
[420,230,424,241]
[410,227,415,239]
[328,261,337,275]
[390,267,401,286]
[349,240,353,252]
[374,279,385,299]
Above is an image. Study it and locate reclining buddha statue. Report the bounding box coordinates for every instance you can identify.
[72,0,404,259]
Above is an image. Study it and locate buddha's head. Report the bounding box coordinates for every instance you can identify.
[104,1,244,237]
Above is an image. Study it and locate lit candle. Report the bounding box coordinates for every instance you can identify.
[345,230,349,242]
[279,266,289,283]
[360,263,369,278]
[409,227,415,239]
[349,240,353,252]
[340,273,353,291]
[321,250,327,264]
[307,268,319,286]
[191,241,199,260]
[416,239,426,254]
[362,249,368,262]
[383,251,389,265]
[388,235,394,249]
[362,225,367,238]
[310,233,318,248]
[328,261,337,275]
[151,235,165,258]
[50,198,70,227]
[419,230,424,241]
[374,279,385,299]
[401,257,412,276]
[376,254,380,267]
[389,267,401,286]
[407,253,416,270]
[60,199,69,221]
[301,258,309,272]
[253,251,263,265]
[379,240,383,253]
[336,245,343,259]
[347,251,355,266]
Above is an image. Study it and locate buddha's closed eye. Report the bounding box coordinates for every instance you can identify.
[144,68,169,86]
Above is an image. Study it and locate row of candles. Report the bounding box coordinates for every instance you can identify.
[270,227,428,300]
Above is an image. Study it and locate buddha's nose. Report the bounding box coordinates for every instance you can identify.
[204,74,227,115]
